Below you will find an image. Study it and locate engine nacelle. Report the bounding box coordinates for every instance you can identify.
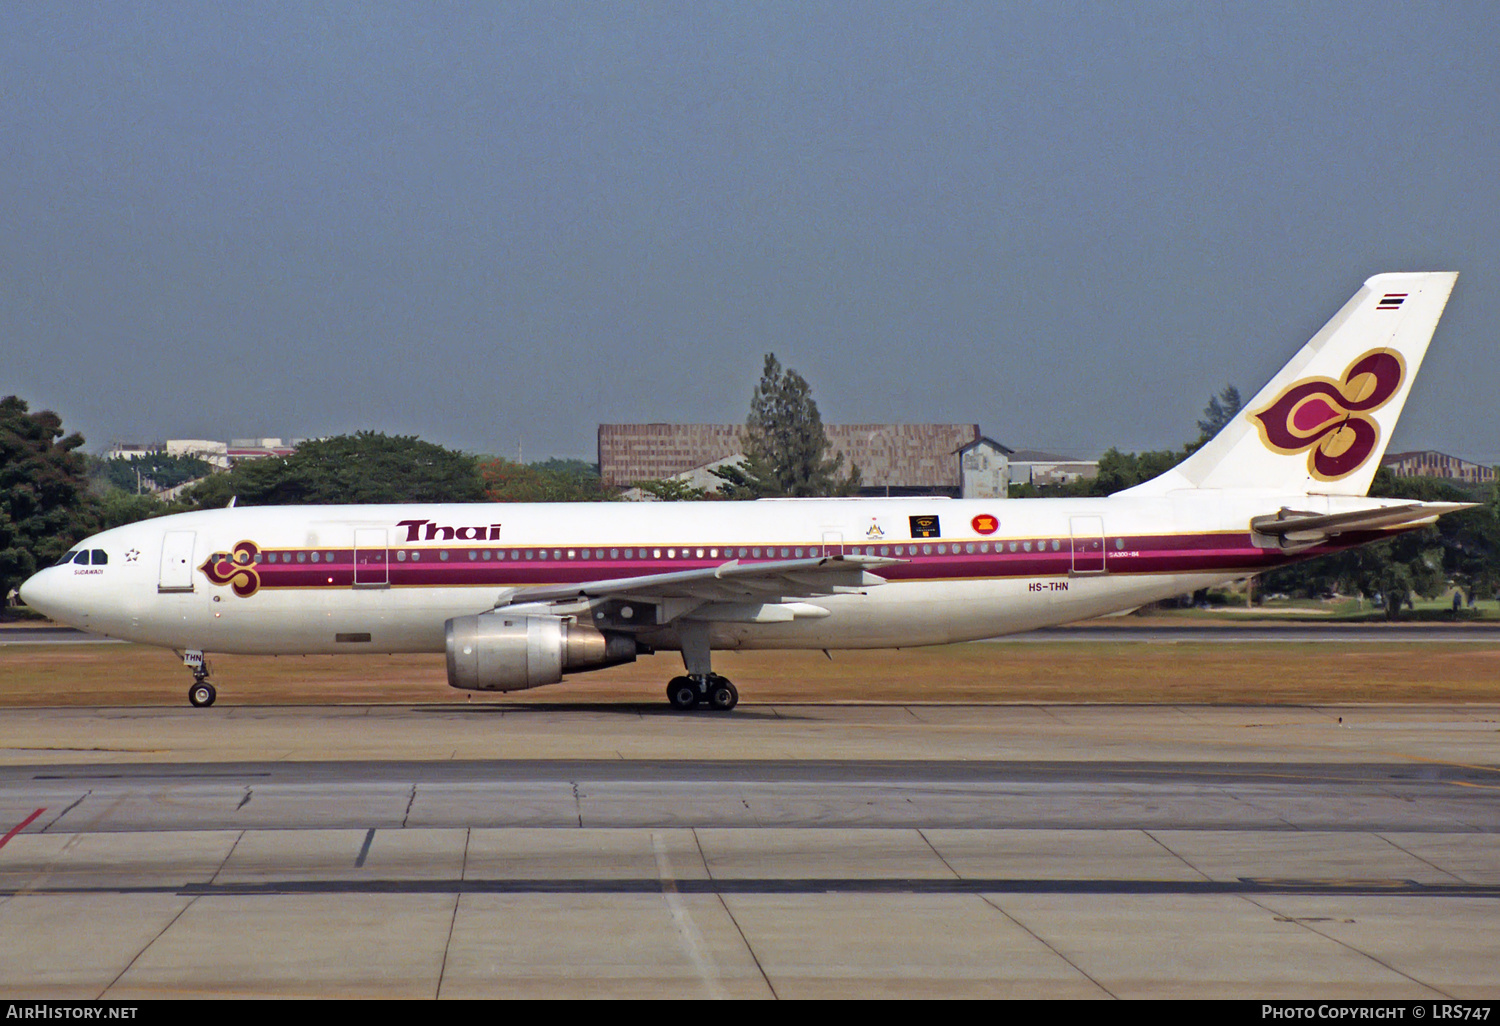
[445,613,637,692]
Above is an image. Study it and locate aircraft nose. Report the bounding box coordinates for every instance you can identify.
[18,566,71,622]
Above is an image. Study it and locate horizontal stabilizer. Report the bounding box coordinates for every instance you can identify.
[1250,501,1475,545]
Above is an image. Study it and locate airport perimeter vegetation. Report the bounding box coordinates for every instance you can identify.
[2,612,1497,707]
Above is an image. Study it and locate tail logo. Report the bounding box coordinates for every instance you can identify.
[1249,349,1405,481]
[200,541,261,597]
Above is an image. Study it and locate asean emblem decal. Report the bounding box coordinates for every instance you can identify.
[971,514,998,535]
[200,541,261,597]
[1249,349,1405,482]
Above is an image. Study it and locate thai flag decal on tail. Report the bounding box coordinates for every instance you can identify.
[1377,293,1407,310]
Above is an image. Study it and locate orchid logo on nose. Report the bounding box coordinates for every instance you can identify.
[200,541,261,597]
[1249,350,1405,481]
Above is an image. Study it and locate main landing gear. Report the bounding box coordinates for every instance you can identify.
[183,650,216,708]
[666,674,739,711]
[665,623,739,711]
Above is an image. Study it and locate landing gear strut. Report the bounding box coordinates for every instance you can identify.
[665,624,739,711]
[184,651,216,708]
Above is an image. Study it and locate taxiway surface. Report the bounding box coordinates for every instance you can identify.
[0,702,1497,998]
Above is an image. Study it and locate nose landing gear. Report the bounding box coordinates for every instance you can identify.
[182,650,216,708]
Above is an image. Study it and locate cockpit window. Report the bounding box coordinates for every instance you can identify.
[73,551,90,565]
[55,550,79,566]
[91,549,108,565]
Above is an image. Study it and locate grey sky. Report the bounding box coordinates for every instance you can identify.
[5,2,1498,463]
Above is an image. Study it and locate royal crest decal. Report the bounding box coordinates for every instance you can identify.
[200,541,262,597]
[1249,349,1405,481]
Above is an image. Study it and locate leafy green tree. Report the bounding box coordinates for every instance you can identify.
[178,432,486,506]
[480,458,616,502]
[712,353,861,499]
[94,490,174,531]
[0,397,96,607]
[90,453,215,494]
[1197,385,1243,442]
[633,478,711,501]
[1256,469,1498,616]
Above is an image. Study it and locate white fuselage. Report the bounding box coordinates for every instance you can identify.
[19,491,1392,658]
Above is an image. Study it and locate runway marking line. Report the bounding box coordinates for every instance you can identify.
[0,807,46,849]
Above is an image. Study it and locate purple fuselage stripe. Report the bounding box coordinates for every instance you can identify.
[219,530,1389,592]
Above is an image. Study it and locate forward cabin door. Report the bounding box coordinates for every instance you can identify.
[821,531,844,557]
[158,531,197,593]
[353,529,388,587]
[1069,516,1106,575]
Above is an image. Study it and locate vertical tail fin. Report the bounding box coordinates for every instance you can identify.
[1124,271,1458,496]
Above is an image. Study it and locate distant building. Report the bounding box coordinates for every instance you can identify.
[1382,450,1497,485]
[165,439,230,469]
[598,423,995,498]
[958,437,1013,499]
[227,438,300,463]
[1007,449,1099,488]
[104,437,301,467]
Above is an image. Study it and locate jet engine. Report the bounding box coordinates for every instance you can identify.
[444,612,637,691]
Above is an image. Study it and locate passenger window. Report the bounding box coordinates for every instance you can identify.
[966,544,975,554]
[411,551,421,561]
[1023,541,1032,552]
[538,550,547,560]
[296,552,306,563]
[254,553,264,564]
[482,550,492,561]
[396,551,407,562]
[1052,540,1061,551]
[311,552,320,563]
[440,551,451,561]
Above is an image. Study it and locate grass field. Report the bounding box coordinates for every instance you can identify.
[2,639,1497,706]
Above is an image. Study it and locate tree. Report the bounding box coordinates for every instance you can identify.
[633,478,711,501]
[0,396,96,608]
[90,452,214,494]
[479,458,616,502]
[1197,385,1243,443]
[177,432,487,506]
[712,353,861,499]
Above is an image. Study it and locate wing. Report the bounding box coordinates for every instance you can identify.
[492,554,901,628]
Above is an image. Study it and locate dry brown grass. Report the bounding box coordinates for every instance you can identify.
[1,640,1496,706]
